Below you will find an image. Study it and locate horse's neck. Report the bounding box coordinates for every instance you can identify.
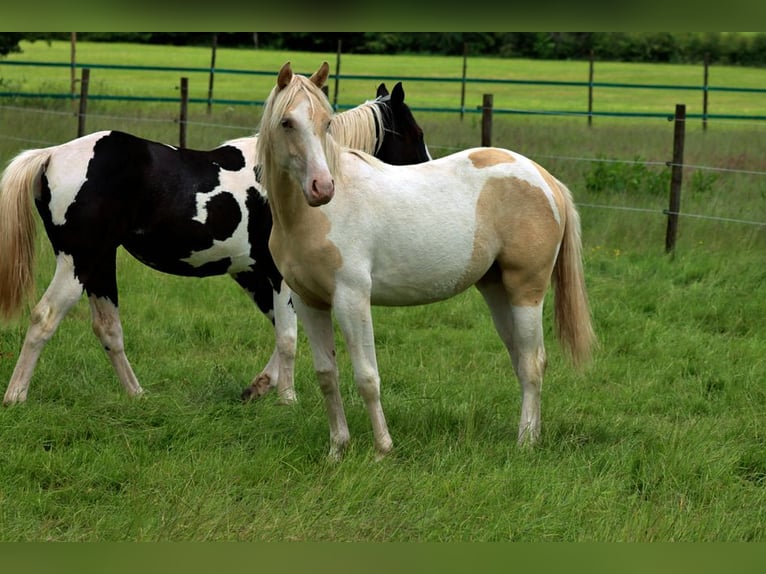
[267,171,318,234]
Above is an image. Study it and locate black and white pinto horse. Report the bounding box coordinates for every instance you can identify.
[0,82,431,406]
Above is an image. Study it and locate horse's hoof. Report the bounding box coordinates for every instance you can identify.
[241,374,272,402]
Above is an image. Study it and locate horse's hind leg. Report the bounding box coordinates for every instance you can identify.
[3,255,84,405]
[476,278,547,446]
[270,282,297,403]
[88,295,142,397]
[237,276,297,405]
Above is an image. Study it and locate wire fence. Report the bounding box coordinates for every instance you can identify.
[1,100,764,236]
[4,56,766,123]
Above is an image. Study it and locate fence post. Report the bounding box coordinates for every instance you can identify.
[207,33,217,115]
[588,50,594,127]
[70,32,77,109]
[665,104,686,254]
[460,42,468,121]
[77,68,90,138]
[481,94,493,147]
[333,39,342,111]
[702,52,709,131]
[179,77,189,148]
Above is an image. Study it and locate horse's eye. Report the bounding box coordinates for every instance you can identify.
[281,118,292,129]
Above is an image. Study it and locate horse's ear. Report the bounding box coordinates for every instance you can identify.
[392,82,405,105]
[376,83,389,98]
[309,61,330,89]
[277,61,293,90]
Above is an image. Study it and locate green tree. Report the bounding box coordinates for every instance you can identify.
[0,33,25,57]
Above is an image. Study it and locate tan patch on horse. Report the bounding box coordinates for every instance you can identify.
[469,176,563,307]
[269,208,343,311]
[468,149,517,169]
[530,160,566,220]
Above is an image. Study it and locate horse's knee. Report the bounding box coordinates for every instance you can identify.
[92,318,124,353]
[275,331,297,358]
[355,372,381,402]
[316,369,339,395]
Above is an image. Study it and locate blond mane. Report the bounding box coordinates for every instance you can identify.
[329,100,384,156]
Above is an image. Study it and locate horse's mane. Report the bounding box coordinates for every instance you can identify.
[227,96,383,163]
[329,100,385,156]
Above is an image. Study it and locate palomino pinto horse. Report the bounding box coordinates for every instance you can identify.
[258,62,595,459]
[0,82,430,406]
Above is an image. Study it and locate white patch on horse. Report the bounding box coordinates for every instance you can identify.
[326,156,481,306]
[47,131,111,226]
[182,159,256,273]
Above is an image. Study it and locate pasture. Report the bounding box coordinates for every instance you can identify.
[1,41,765,542]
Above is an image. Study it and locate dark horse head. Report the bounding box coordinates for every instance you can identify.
[374,82,432,165]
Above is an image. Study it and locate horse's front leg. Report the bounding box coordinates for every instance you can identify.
[333,286,392,460]
[292,295,349,461]
[89,294,143,397]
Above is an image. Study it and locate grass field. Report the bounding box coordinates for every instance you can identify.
[1,41,765,541]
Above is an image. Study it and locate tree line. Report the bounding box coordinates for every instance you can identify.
[3,32,766,66]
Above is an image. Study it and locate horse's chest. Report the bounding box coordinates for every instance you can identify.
[270,231,342,309]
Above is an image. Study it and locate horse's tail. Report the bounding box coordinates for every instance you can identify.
[552,179,596,367]
[0,147,50,322]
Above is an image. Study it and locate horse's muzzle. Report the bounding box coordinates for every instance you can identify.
[307,178,335,206]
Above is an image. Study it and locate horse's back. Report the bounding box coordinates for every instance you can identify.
[338,146,560,219]
[327,147,566,306]
[37,130,265,278]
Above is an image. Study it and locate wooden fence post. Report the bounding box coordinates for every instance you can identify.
[702,53,709,131]
[333,39,342,111]
[481,94,493,147]
[179,77,189,148]
[588,50,594,127]
[460,42,468,121]
[77,68,89,138]
[70,32,77,109]
[665,104,686,254]
[207,33,217,115]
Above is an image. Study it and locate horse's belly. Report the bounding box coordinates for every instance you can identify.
[367,247,490,306]
[369,278,468,306]
[124,227,254,277]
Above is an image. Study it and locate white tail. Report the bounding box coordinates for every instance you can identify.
[0,148,51,321]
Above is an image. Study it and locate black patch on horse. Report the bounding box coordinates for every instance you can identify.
[232,186,283,316]
[78,132,245,277]
[204,192,241,241]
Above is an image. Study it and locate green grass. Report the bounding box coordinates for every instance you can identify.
[1,42,765,541]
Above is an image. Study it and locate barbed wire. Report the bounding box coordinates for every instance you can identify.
[578,203,766,227]
[0,133,59,146]
[0,103,262,136]
[0,104,74,117]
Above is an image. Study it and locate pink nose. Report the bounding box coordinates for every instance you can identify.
[308,178,335,206]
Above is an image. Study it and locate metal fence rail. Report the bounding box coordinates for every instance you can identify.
[2,58,765,122]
